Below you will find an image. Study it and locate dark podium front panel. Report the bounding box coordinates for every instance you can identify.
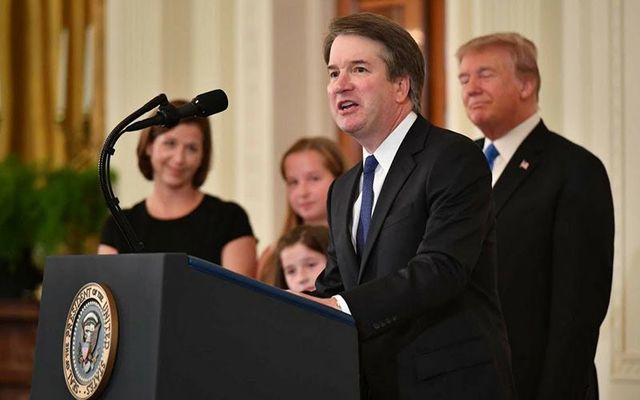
[31,253,359,399]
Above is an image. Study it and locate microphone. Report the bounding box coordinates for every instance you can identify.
[125,89,228,132]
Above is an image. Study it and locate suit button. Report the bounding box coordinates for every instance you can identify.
[373,322,381,330]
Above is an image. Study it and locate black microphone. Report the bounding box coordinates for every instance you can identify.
[125,89,228,132]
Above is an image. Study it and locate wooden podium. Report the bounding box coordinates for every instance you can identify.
[31,253,360,399]
[0,299,38,400]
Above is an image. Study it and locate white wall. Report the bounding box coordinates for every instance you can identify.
[445,1,640,398]
[105,0,336,251]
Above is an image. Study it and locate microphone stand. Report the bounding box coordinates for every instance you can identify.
[98,94,169,252]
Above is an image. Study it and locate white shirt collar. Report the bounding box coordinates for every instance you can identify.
[483,112,540,185]
[362,111,417,172]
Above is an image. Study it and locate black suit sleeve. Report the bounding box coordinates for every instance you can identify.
[536,153,614,399]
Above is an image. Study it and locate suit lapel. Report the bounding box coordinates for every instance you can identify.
[492,122,547,215]
[333,164,362,284]
[357,117,428,283]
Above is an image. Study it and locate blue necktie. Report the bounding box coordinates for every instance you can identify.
[483,143,500,171]
[356,155,378,256]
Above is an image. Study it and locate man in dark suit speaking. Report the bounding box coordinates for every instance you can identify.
[456,33,614,400]
[295,13,514,399]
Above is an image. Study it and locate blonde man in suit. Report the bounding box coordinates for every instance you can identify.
[457,32,614,400]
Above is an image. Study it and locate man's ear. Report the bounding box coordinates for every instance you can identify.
[519,77,536,100]
[394,75,411,103]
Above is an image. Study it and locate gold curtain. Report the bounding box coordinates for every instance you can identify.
[0,0,104,168]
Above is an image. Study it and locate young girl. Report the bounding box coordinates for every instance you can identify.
[257,137,346,285]
[274,225,329,292]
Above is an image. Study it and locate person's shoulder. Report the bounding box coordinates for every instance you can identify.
[396,116,476,158]
[122,199,147,217]
[416,117,478,149]
[425,124,484,161]
[200,194,249,214]
[542,128,607,172]
[199,194,254,236]
[438,125,477,146]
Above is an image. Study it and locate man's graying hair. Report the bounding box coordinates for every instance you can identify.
[323,12,425,114]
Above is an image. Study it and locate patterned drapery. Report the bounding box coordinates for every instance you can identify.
[0,0,104,168]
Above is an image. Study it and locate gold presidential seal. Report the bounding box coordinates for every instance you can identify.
[63,282,119,399]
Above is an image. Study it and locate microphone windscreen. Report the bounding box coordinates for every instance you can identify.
[194,89,228,117]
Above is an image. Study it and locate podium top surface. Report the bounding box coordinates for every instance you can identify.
[187,255,355,326]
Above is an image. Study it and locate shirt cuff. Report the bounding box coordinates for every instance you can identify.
[333,295,352,315]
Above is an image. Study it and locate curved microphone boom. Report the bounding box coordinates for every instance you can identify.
[98,93,169,252]
[124,89,228,132]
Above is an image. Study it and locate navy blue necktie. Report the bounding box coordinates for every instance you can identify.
[356,155,378,256]
[483,143,500,171]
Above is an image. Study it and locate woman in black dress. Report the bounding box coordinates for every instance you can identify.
[98,100,257,278]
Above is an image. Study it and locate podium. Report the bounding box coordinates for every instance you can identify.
[30,253,360,399]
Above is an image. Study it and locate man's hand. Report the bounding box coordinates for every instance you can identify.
[287,290,340,310]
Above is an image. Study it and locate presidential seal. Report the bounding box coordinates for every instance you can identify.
[63,282,119,399]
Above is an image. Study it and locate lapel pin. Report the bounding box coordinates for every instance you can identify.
[519,159,530,170]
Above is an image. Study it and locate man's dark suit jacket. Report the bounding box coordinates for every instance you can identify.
[315,115,515,400]
[477,121,614,400]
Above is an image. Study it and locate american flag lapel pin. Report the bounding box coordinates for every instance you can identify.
[519,159,530,170]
